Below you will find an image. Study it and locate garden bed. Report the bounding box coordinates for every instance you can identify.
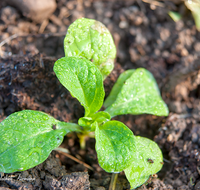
[0,0,200,189]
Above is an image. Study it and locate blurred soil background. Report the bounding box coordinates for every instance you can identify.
[0,0,200,189]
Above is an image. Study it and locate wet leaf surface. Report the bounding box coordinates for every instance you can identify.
[64,18,116,79]
[54,56,105,116]
[104,69,135,108]
[95,120,136,173]
[0,110,67,173]
[105,68,169,117]
[124,136,163,189]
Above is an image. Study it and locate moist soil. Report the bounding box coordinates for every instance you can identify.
[0,0,200,189]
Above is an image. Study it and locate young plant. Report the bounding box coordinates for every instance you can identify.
[0,18,169,189]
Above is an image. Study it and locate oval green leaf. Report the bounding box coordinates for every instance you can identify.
[64,18,116,79]
[95,121,136,173]
[104,69,135,108]
[0,110,72,173]
[54,56,105,116]
[124,136,163,189]
[105,68,169,117]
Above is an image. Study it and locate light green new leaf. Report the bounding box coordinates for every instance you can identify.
[124,136,163,189]
[0,110,79,173]
[104,69,135,108]
[78,117,93,127]
[105,68,169,117]
[95,121,136,173]
[54,56,105,116]
[89,111,111,124]
[78,111,111,130]
[64,17,116,79]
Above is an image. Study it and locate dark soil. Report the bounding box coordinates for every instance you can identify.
[0,0,200,189]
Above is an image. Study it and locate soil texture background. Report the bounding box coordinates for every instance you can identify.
[0,0,200,189]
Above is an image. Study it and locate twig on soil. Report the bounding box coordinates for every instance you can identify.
[0,34,18,48]
[39,19,49,33]
[142,0,165,7]
[55,148,94,171]
[109,173,118,190]
[167,113,192,121]
[55,147,70,153]
[163,158,171,163]
[49,15,63,26]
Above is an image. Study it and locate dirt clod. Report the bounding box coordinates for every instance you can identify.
[6,0,56,22]
[43,172,90,190]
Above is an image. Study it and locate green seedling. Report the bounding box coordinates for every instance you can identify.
[0,18,169,189]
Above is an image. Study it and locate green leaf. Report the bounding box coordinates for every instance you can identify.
[95,121,136,173]
[104,69,135,108]
[54,56,105,116]
[124,136,163,189]
[105,68,169,117]
[78,117,93,127]
[64,18,116,79]
[185,0,200,31]
[168,11,181,22]
[78,111,111,129]
[0,110,76,173]
[90,111,111,124]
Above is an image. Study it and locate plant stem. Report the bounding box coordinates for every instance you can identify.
[77,133,86,149]
[109,173,118,190]
[57,122,83,134]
